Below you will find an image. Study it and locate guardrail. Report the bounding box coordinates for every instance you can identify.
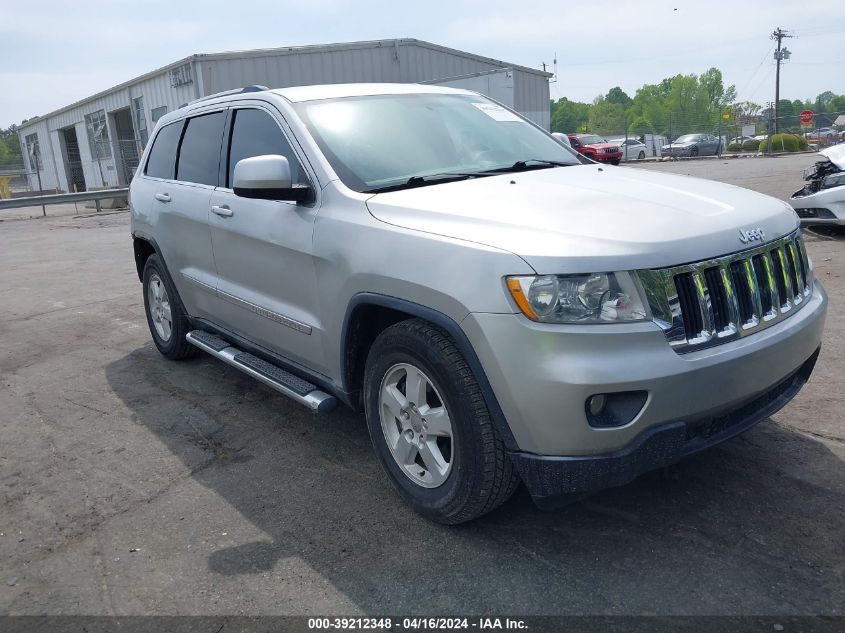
[0,188,129,216]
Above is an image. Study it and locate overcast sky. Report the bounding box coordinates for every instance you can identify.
[2,0,843,127]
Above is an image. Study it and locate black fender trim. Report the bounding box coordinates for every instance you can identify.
[132,233,164,282]
[341,293,518,451]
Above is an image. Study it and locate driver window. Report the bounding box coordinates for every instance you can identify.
[227,108,307,188]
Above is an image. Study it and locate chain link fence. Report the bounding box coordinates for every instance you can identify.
[553,108,845,160]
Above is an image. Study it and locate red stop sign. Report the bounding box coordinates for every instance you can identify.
[800,110,814,124]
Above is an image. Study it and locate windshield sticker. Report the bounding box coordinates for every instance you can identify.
[471,102,522,122]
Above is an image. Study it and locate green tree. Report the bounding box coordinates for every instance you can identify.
[550,97,590,133]
[606,86,632,106]
[0,126,22,168]
[588,98,626,135]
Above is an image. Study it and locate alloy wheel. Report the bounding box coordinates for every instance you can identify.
[378,363,454,488]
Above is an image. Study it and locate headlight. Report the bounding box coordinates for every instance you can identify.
[506,272,650,323]
[822,172,845,190]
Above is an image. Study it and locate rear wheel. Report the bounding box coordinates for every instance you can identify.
[363,319,519,524]
[142,254,196,360]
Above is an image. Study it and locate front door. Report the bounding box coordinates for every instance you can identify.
[208,105,326,374]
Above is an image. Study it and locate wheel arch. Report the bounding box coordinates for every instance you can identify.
[133,234,161,282]
[340,293,518,451]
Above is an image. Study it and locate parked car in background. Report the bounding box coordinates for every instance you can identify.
[551,132,572,148]
[730,135,753,146]
[661,134,721,157]
[804,128,838,140]
[567,134,623,164]
[791,143,845,225]
[609,138,647,161]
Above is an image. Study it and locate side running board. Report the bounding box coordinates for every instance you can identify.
[186,330,337,413]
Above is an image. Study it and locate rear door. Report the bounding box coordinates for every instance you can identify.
[207,104,327,374]
[135,112,226,318]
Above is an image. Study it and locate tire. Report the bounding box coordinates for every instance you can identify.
[611,159,621,166]
[690,146,699,157]
[142,254,196,360]
[363,318,519,524]
[637,151,646,160]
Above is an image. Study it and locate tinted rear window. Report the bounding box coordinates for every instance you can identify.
[177,112,226,186]
[145,122,182,179]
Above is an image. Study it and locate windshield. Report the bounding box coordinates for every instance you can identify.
[577,135,606,145]
[293,93,580,192]
[674,134,699,143]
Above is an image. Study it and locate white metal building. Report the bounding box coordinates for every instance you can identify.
[16,39,551,193]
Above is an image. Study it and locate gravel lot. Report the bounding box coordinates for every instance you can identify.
[0,156,842,616]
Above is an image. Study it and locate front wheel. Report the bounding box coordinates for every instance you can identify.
[610,159,621,165]
[690,146,699,157]
[637,150,646,160]
[363,319,519,524]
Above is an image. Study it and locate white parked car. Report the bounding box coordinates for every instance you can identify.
[609,138,648,161]
[791,144,845,225]
[730,136,754,146]
[551,132,572,148]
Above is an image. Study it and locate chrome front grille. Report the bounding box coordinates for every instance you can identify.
[638,230,812,353]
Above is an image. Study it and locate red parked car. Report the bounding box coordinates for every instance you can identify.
[567,134,623,165]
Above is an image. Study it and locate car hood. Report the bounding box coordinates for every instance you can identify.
[365,165,799,274]
[663,142,694,148]
[820,143,845,169]
[585,143,619,150]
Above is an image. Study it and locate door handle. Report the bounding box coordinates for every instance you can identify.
[211,204,233,217]
[154,193,171,203]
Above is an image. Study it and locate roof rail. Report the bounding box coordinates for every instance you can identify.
[188,85,270,105]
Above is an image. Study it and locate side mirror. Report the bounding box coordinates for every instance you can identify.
[233,155,312,203]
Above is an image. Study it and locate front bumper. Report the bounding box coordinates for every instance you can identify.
[509,348,818,508]
[462,280,827,499]
[791,186,845,225]
[592,153,622,163]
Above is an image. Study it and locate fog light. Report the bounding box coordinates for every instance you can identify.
[585,391,648,428]
[587,394,607,416]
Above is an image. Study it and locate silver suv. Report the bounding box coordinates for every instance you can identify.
[130,84,827,523]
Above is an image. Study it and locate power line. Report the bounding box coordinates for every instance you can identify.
[738,45,775,100]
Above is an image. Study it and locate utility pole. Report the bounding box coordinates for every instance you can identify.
[771,27,793,134]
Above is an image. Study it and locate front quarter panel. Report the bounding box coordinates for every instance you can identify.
[313,181,533,386]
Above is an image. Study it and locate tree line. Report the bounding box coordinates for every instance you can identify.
[551,67,845,139]
[0,125,23,168]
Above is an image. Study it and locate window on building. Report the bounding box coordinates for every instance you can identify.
[24,133,40,171]
[132,97,149,148]
[85,109,112,159]
[144,121,183,180]
[169,63,193,87]
[151,106,168,123]
[176,112,226,186]
[227,108,305,188]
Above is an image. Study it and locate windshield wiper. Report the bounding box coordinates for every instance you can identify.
[364,171,491,194]
[489,159,572,173]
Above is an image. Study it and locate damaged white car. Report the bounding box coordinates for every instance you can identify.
[791,144,845,225]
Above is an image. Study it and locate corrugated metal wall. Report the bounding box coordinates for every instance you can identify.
[17,40,550,191]
[202,40,550,127]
